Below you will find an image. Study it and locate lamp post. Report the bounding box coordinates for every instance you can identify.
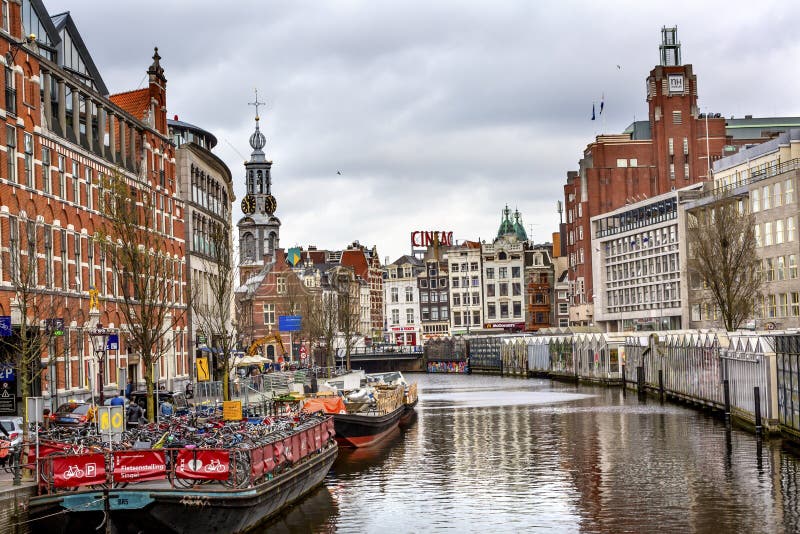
[89,324,110,405]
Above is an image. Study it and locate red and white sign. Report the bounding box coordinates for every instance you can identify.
[411,231,454,248]
[175,449,229,480]
[112,450,167,483]
[53,453,106,488]
[486,322,526,329]
[390,326,417,332]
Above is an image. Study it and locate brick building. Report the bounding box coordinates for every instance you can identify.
[0,1,186,410]
[563,27,800,326]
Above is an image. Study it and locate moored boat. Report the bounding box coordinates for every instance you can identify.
[28,414,337,534]
[303,384,407,448]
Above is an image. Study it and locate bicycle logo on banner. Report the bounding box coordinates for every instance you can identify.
[63,463,97,480]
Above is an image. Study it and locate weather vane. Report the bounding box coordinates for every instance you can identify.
[248,88,265,121]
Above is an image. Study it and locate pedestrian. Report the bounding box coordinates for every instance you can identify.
[126,402,144,427]
[125,379,133,399]
[110,393,125,406]
[160,399,174,417]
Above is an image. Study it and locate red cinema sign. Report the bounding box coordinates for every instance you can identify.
[411,231,453,248]
[175,449,230,480]
[53,453,107,488]
[113,450,167,483]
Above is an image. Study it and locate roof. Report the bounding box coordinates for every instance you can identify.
[725,116,800,140]
[622,120,652,140]
[389,254,423,267]
[168,118,218,149]
[109,88,150,122]
[713,128,800,173]
[340,249,369,279]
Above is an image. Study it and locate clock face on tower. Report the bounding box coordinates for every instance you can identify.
[241,194,256,215]
[265,194,277,215]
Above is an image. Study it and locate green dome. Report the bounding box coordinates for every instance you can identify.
[497,205,515,237]
[513,210,528,241]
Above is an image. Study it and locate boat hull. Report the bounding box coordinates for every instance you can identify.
[399,397,419,426]
[28,442,338,534]
[333,405,405,447]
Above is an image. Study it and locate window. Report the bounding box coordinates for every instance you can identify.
[263,303,275,325]
[441,307,449,319]
[5,124,15,182]
[430,279,437,289]
[672,112,682,125]
[23,133,32,186]
[85,168,93,209]
[499,267,508,279]
[421,292,429,303]
[558,303,568,314]
[452,293,460,306]
[453,311,461,326]
[765,222,773,246]
[390,287,398,303]
[630,158,638,167]
[752,189,760,212]
[778,256,786,281]
[513,302,522,318]
[472,276,479,287]
[683,137,689,154]
[277,276,286,294]
[405,286,413,302]
[472,293,479,306]
[776,220,785,244]
[790,255,798,279]
[452,278,459,288]
[616,158,628,168]
[420,279,428,289]
[754,224,761,247]
[1,1,8,33]
[486,284,495,297]
[512,266,521,278]
[763,186,771,210]
[391,309,399,324]
[499,283,508,296]
[785,179,795,204]
[774,182,783,208]
[668,138,674,155]
[4,66,14,116]
[487,303,496,318]
[406,308,414,323]
[41,147,50,193]
[793,293,800,317]
[58,155,65,198]
[684,163,690,181]
[485,268,494,280]
[512,282,521,296]
[470,262,478,271]
[500,302,509,318]
[788,217,796,242]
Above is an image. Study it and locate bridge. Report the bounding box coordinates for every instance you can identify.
[338,346,425,373]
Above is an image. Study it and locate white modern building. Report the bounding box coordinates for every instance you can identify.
[383,255,424,345]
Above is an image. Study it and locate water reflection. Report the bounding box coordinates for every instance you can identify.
[258,374,800,533]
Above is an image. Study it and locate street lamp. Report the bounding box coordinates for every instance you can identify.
[89,324,110,405]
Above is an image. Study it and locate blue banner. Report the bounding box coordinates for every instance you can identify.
[0,316,10,337]
[278,315,302,332]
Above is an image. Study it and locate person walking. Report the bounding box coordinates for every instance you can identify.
[125,379,133,399]
[110,393,125,406]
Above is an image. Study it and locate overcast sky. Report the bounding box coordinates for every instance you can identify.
[46,0,800,262]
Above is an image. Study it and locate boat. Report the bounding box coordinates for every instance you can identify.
[303,384,405,448]
[366,371,418,424]
[28,414,337,534]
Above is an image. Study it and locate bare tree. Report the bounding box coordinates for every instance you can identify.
[687,196,762,331]
[332,269,361,371]
[304,289,337,370]
[98,172,189,420]
[0,215,70,429]
[192,226,240,401]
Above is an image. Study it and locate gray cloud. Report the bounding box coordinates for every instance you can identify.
[45,0,800,261]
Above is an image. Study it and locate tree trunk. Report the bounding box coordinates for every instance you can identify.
[222,365,230,402]
[144,364,154,422]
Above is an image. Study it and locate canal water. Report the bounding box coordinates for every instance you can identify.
[262,374,800,533]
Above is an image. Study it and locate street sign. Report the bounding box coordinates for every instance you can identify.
[47,318,65,336]
[106,334,119,350]
[196,357,210,382]
[0,365,14,381]
[99,406,125,442]
[279,315,302,332]
[0,383,16,414]
[0,316,11,337]
[27,397,44,423]
[89,328,115,336]
[222,400,242,421]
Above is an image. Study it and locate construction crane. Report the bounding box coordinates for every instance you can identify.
[247,333,287,359]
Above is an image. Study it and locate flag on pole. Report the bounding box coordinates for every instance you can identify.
[591,103,596,121]
[286,247,302,267]
[600,93,605,115]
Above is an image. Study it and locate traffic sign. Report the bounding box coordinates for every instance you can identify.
[0,365,14,381]
[196,357,210,381]
[0,383,15,414]
[106,334,119,350]
[0,316,11,337]
[279,315,302,332]
[99,406,124,443]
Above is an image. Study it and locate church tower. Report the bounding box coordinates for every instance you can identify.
[238,92,281,282]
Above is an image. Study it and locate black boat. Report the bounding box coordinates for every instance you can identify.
[28,416,337,534]
[332,402,406,447]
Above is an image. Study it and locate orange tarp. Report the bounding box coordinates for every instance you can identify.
[302,397,347,415]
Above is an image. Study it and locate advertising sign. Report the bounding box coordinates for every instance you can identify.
[278,315,302,332]
[223,400,242,421]
[112,450,167,483]
[53,453,107,488]
[668,74,685,93]
[175,449,229,480]
[411,231,454,247]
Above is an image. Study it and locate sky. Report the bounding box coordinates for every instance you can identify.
[45,0,800,262]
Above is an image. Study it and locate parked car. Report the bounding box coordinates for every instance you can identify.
[51,401,95,426]
[0,416,23,448]
[129,390,190,415]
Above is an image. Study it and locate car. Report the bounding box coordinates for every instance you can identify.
[51,401,95,426]
[129,390,190,415]
[0,416,23,448]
